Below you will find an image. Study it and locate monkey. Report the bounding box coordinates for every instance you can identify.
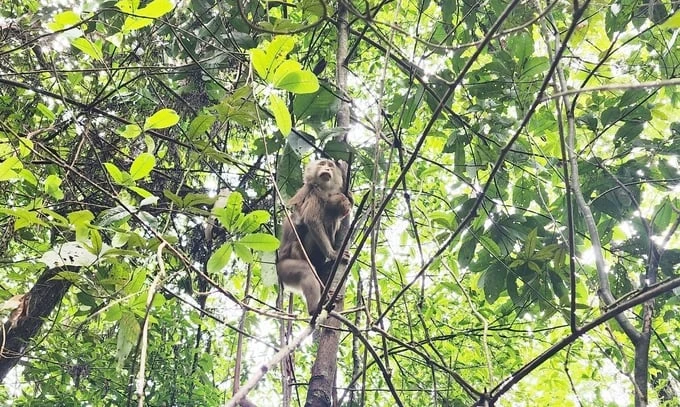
[276,159,352,314]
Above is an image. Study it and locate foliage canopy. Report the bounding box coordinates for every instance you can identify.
[1,0,680,406]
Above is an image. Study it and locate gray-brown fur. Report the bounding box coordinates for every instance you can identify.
[276,159,351,314]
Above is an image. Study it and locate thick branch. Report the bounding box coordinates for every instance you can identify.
[0,267,72,379]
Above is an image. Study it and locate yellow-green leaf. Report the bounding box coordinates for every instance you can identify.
[119,124,142,139]
[104,162,125,184]
[71,37,103,60]
[45,174,64,200]
[207,242,232,274]
[250,48,277,81]
[266,36,295,61]
[121,16,153,33]
[238,233,280,251]
[115,0,139,13]
[136,0,174,18]
[48,10,81,31]
[130,152,156,180]
[271,59,303,85]
[143,108,179,130]
[662,11,680,28]
[275,70,319,94]
[0,156,22,181]
[270,94,292,135]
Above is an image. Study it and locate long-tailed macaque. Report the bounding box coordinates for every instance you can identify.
[277,159,352,314]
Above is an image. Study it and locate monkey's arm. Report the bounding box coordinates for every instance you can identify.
[301,199,339,261]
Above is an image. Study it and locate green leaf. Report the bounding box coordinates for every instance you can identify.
[458,237,477,268]
[71,37,103,60]
[104,163,124,184]
[90,229,103,254]
[293,86,340,124]
[36,103,55,122]
[119,124,142,139]
[44,174,64,200]
[271,59,303,84]
[114,0,137,13]
[128,186,153,199]
[187,113,216,139]
[275,70,320,94]
[130,152,156,180]
[233,242,253,263]
[121,16,153,32]
[0,156,22,181]
[51,271,84,284]
[479,265,507,304]
[163,190,183,206]
[0,207,47,229]
[126,268,147,294]
[68,210,94,225]
[69,210,94,241]
[614,122,643,148]
[117,312,140,369]
[548,270,568,302]
[238,233,280,251]
[240,210,271,233]
[267,36,295,59]
[207,242,232,274]
[213,192,244,232]
[136,0,174,18]
[183,193,216,208]
[662,10,680,28]
[48,10,81,31]
[270,94,292,135]
[525,228,538,254]
[250,48,273,81]
[479,236,501,257]
[143,108,180,130]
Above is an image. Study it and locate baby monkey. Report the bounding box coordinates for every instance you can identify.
[277,159,352,314]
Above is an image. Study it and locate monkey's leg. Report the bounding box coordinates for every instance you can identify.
[277,259,322,314]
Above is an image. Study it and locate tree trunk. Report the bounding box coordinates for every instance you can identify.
[0,267,72,379]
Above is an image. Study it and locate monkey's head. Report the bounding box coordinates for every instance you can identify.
[304,159,344,191]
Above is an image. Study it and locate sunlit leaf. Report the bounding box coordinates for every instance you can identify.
[239,210,271,233]
[207,242,232,274]
[270,93,292,135]
[136,0,174,18]
[48,10,81,31]
[71,37,103,60]
[661,11,680,28]
[0,156,22,181]
[119,124,142,139]
[274,70,319,94]
[143,108,180,131]
[44,174,64,200]
[130,152,156,180]
[238,233,280,251]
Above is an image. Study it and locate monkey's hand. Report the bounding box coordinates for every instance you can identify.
[327,249,350,264]
[328,193,352,218]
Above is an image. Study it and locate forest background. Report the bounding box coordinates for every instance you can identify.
[1,0,680,406]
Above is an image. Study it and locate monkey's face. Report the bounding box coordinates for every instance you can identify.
[305,159,343,190]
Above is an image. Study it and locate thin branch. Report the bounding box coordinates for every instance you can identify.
[136,242,167,407]
[224,313,324,407]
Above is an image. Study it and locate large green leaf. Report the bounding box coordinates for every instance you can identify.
[130,152,156,180]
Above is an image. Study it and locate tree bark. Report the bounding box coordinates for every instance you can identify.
[0,267,72,379]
